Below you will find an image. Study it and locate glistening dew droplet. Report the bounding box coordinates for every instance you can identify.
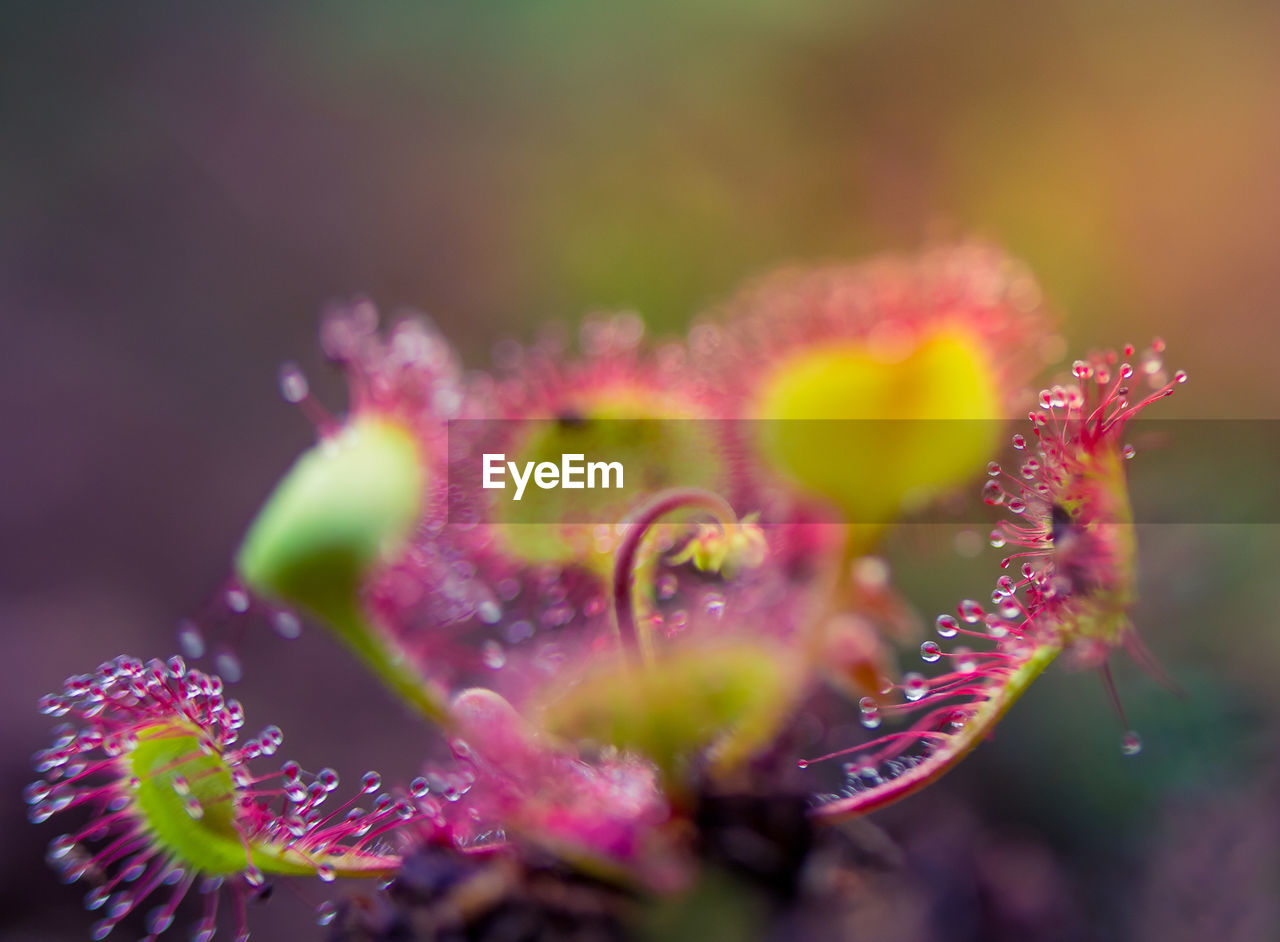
[902,672,929,702]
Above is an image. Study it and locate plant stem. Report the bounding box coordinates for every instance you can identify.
[611,488,738,669]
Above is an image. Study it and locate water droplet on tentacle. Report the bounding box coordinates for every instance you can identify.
[480,640,506,670]
[177,620,205,659]
[1121,731,1143,756]
[278,362,309,403]
[271,611,303,639]
[316,900,337,926]
[902,672,929,702]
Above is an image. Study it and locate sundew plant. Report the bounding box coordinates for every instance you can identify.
[28,244,1189,941]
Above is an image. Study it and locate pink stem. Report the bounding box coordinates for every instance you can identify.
[610,488,738,668]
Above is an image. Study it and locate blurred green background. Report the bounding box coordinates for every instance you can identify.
[2,2,1277,939]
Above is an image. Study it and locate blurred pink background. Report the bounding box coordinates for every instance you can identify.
[3,3,1278,939]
